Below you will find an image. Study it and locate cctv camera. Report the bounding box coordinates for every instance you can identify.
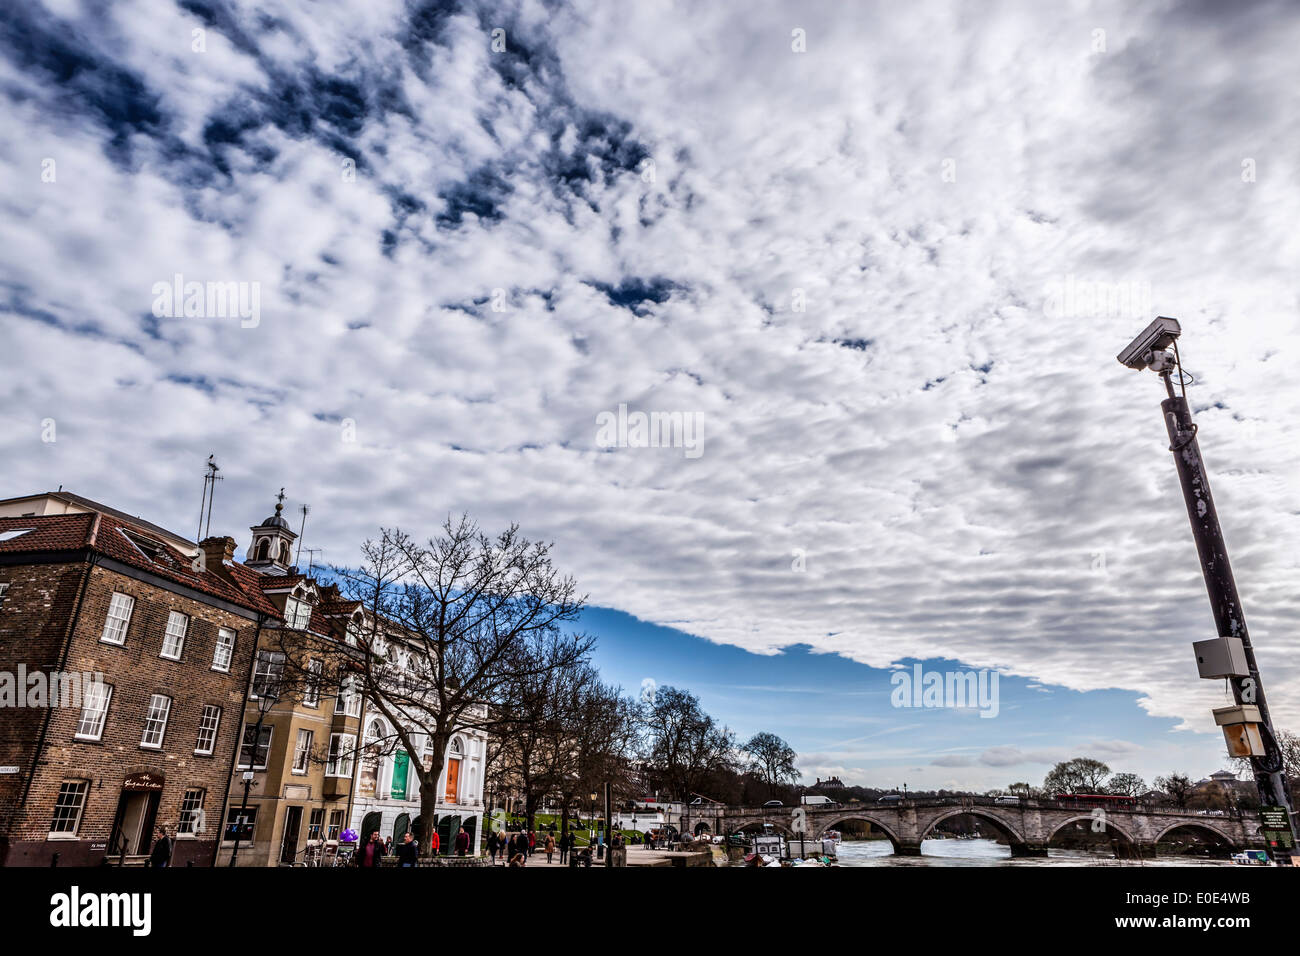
[1147,350,1178,374]
[1117,316,1181,370]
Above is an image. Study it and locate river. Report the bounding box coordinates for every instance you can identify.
[832,838,1235,867]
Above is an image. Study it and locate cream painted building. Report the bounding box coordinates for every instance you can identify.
[347,704,488,854]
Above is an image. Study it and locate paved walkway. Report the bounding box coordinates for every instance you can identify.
[479,846,716,868]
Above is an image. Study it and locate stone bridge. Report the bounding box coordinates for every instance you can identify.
[681,797,1263,857]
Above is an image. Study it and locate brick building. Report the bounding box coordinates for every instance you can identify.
[216,498,366,866]
[0,492,278,866]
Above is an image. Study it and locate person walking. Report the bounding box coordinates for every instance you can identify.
[527,829,536,857]
[455,825,470,857]
[396,831,419,867]
[148,826,172,868]
[544,832,556,864]
[428,825,441,858]
[354,830,385,868]
[558,830,570,865]
[487,829,499,864]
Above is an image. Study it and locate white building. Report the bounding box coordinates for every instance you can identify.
[347,705,488,853]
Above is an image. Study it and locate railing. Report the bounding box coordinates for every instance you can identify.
[709,795,1244,819]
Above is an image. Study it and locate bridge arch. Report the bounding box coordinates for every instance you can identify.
[1152,820,1237,848]
[812,814,903,851]
[918,807,1026,845]
[732,818,796,837]
[1046,813,1137,847]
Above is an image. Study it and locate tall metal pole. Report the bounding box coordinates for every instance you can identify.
[603,781,612,868]
[227,710,266,868]
[1158,373,1297,862]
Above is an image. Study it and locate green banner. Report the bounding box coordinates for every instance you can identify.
[391,750,409,800]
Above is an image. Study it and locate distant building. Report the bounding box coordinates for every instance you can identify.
[812,776,846,790]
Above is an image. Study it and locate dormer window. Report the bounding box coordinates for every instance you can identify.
[120,528,169,564]
[285,597,312,630]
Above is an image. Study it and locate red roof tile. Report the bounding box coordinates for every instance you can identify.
[0,513,280,618]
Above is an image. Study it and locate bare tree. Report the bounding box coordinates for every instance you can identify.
[1107,772,1146,797]
[297,518,594,860]
[742,731,799,798]
[1154,772,1194,808]
[560,677,639,838]
[1043,757,1110,795]
[641,686,736,803]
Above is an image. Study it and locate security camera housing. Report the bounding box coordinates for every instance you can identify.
[1117,316,1181,370]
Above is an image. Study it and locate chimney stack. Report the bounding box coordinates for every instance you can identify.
[198,536,238,580]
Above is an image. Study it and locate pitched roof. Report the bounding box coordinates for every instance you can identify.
[0,490,193,548]
[0,513,279,617]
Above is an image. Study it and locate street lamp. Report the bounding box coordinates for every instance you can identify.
[1118,317,1298,863]
[228,684,279,867]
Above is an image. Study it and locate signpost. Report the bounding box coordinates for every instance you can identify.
[1259,806,1295,851]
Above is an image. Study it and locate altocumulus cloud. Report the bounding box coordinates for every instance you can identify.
[2,0,1300,741]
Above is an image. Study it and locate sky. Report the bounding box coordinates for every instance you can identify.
[2,0,1299,792]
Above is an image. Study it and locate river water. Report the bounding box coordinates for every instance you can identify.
[832,838,1235,867]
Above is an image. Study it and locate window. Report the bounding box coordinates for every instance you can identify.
[0,529,35,542]
[194,705,222,755]
[161,611,188,660]
[251,650,285,699]
[359,719,384,795]
[49,780,89,835]
[238,723,273,770]
[73,682,113,740]
[285,597,312,630]
[0,582,9,599]
[292,729,313,774]
[327,809,344,841]
[224,806,257,843]
[344,619,362,647]
[334,676,361,717]
[100,592,134,645]
[304,659,322,707]
[326,733,355,778]
[120,528,167,563]
[140,694,171,748]
[178,789,205,836]
[212,628,235,672]
[308,808,325,842]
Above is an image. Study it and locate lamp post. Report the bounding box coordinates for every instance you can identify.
[603,780,613,868]
[228,685,278,867]
[1118,317,1298,863]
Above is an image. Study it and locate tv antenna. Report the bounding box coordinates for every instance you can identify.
[301,547,324,576]
[196,455,223,541]
[295,504,311,565]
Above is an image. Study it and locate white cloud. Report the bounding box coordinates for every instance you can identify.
[3,0,1300,764]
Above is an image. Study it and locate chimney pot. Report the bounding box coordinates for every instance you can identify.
[198,535,237,575]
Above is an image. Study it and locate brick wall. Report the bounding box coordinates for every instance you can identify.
[0,558,88,850]
[0,559,261,866]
